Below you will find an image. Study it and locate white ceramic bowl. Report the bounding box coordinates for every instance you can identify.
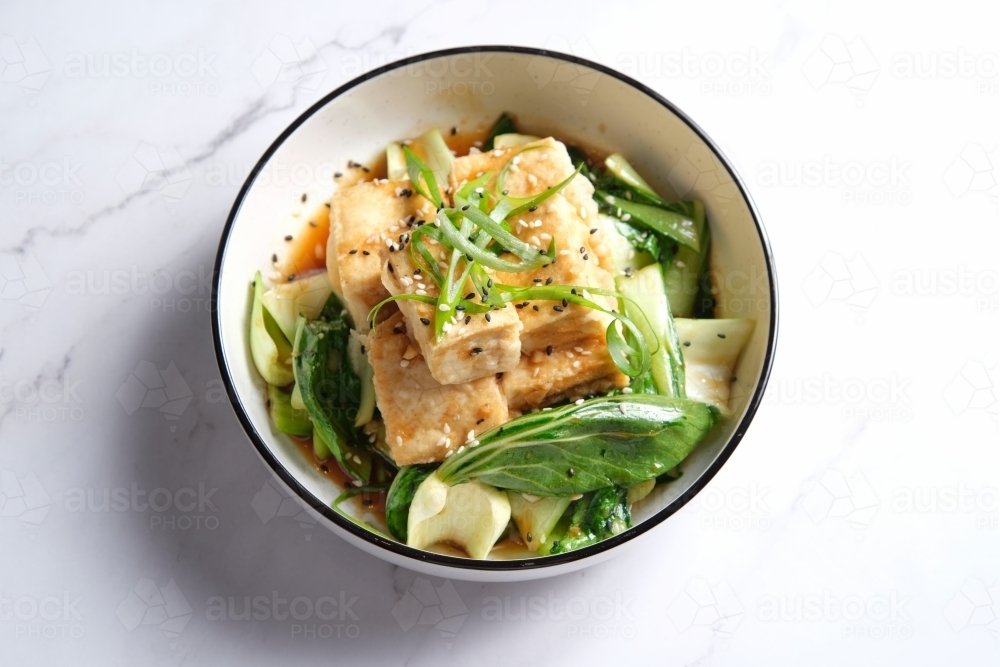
[213,47,777,582]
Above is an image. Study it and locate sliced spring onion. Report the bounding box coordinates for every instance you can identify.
[403,146,443,207]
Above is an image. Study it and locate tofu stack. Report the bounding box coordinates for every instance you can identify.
[327,137,628,465]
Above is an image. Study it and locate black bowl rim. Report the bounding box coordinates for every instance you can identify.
[212,45,779,572]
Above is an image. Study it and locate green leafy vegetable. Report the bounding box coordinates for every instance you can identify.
[549,487,631,554]
[617,264,686,398]
[599,193,702,252]
[484,112,517,151]
[604,153,661,202]
[267,384,312,436]
[437,394,719,496]
[385,465,436,542]
[663,200,710,318]
[249,272,295,386]
[292,306,372,482]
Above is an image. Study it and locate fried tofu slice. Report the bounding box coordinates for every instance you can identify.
[501,337,629,412]
[451,138,618,351]
[449,137,613,273]
[369,313,509,465]
[380,244,522,385]
[327,180,437,329]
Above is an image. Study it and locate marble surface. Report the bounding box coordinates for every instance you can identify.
[1,0,997,664]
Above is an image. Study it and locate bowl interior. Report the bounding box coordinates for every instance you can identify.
[215,48,775,571]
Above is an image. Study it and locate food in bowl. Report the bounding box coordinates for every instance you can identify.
[247,113,754,559]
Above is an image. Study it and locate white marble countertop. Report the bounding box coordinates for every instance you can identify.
[1,0,997,664]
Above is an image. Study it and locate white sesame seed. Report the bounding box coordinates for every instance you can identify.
[574,346,584,353]
[415,289,427,296]
[575,398,585,406]
[467,430,476,441]
[527,174,538,185]
[475,187,484,194]
[622,387,633,394]
[676,261,686,268]
[399,360,409,368]
[540,232,551,241]
[493,149,504,157]
[436,436,447,447]
[512,155,521,165]
[621,213,632,222]
[438,303,450,311]
[654,462,662,469]
[604,195,615,204]
[396,435,403,446]
[445,437,451,448]
[385,237,394,247]
[619,403,627,414]
[530,235,540,246]
[579,206,587,219]
[573,360,581,369]
[445,450,453,457]
[443,423,451,434]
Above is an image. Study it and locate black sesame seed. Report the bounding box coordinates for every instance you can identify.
[731,376,738,382]
[583,254,589,260]
[553,305,564,312]
[567,468,575,477]
[717,333,726,339]
[334,172,342,178]
[545,277,553,285]
[455,305,466,311]
[683,341,691,347]
[324,203,331,208]
[465,315,472,324]
[271,254,278,263]
[516,303,525,309]
[562,298,569,307]
[476,418,485,424]
[287,274,296,282]
[529,206,538,212]
[546,345,553,355]
[466,253,473,262]
[388,264,394,273]
[414,268,421,275]
[485,313,491,322]
[533,278,542,283]
[533,305,539,311]
[420,317,430,325]
[301,193,307,203]
[461,205,470,211]
[571,288,577,295]
[321,465,329,473]
[284,235,293,242]
[589,228,598,234]
[362,250,370,256]
[361,345,366,354]
[487,279,493,288]
[362,166,370,173]
[471,347,483,356]
[349,249,358,254]
[451,126,457,135]
[466,292,476,300]
[526,532,533,543]
[580,246,586,253]
[502,189,509,195]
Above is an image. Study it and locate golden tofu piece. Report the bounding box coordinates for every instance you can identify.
[451,138,618,351]
[381,244,523,385]
[326,180,437,329]
[369,314,508,465]
[501,337,629,412]
[449,137,612,273]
